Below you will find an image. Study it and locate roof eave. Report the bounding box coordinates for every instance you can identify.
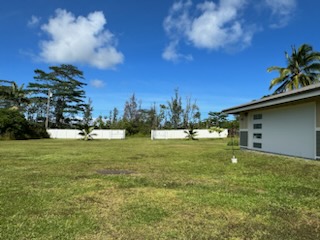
[222,85,320,114]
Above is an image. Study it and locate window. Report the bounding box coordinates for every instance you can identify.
[253,133,262,139]
[253,114,262,120]
[240,131,248,147]
[317,131,320,157]
[253,142,262,148]
[253,123,262,129]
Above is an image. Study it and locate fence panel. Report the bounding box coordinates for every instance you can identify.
[151,129,228,140]
[47,129,125,139]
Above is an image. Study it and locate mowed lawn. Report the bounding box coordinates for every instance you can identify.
[0,138,319,240]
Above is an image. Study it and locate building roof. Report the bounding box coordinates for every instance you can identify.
[222,82,320,114]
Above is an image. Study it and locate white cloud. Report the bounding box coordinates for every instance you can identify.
[187,0,251,49]
[162,41,179,62]
[163,0,254,61]
[265,0,297,28]
[39,9,124,69]
[163,0,193,62]
[162,0,296,61]
[163,0,192,36]
[90,79,106,88]
[162,40,193,62]
[28,15,41,27]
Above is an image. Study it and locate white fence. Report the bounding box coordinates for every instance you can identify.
[47,129,126,139]
[151,129,228,140]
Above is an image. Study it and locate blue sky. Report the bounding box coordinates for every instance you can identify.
[1,0,319,119]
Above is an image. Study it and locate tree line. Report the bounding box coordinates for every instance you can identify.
[92,90,236,136]
[0,64,233,139]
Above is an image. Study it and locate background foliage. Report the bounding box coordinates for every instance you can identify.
[1,66,237,138]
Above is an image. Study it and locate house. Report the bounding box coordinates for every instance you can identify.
[222,83,320,159]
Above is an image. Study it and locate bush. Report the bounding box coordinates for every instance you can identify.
[0,109,49,140]
[227,138,239,146]
[26,122,49,139]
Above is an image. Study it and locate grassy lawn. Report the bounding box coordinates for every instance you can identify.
[0,138,319,239]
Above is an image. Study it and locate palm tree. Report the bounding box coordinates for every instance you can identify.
[184,123,198,140]
[9,82,30,110]
[78,124,96,141]
[268,44,320,94]
[0,80,12,102]
[0,80,29,110]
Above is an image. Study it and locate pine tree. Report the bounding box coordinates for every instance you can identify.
[28,64,87,128]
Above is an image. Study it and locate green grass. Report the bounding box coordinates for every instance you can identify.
[0,138,319,239]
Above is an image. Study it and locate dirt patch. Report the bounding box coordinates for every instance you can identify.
[96,169,135,175]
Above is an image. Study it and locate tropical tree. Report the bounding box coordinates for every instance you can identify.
[167,88,183,129]
[27,64,87,128]
[122,93,141,135]
[184,123,198,140]
[183,96,200,129]
[111,107,119,127]
[207,111,227,128]
[82,98,93,126]
[78,125,96,141]
[123,93,140,123]
[0,80,29,111]
[268,44,320,94]
[209,126,224,136]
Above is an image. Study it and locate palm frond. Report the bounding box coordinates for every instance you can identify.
[269,75,289,90]
[267,66,282,72]
[268,44,320,94]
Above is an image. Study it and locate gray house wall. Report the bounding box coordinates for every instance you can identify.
[244,102,315,159]
[222,83,320,159]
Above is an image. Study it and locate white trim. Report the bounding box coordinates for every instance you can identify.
[223,83,320,114]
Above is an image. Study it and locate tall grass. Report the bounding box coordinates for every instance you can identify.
[0,138,319,239]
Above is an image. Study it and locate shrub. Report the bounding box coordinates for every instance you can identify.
[26,122,49,139]
[227,138,239,146]
[0,109,49,140]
